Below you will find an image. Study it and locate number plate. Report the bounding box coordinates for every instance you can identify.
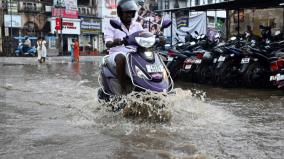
[185,64,192,69]
[218,56,226,62]
[276,74,284,81]
[194,59,202,64]
[270,75,276,81]
[168,57,174,61]
[241,58,250,64]
[146,64,163,73]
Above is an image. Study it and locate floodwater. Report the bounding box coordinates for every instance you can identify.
[0,58,283,159]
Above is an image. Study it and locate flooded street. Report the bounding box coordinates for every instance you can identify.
[0,57,283,159]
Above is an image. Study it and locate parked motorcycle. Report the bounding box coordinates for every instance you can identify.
[269,48,284,89]
[98,19,174,101]
[15,42,37,57]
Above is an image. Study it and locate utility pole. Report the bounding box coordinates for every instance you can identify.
[9,0,13,56]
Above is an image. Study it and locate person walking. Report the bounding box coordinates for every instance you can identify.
[73,38,79,62]
[37,37,47,63]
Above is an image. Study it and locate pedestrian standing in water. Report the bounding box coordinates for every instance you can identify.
[70,39,74,62]
[37,37,47,63]
[73,38,79,62]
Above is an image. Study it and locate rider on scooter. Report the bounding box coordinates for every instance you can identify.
[104,0,143,94]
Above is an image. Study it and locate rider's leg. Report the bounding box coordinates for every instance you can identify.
[115,54,127,94]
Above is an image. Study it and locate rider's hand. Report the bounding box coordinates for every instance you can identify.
[159,36,166,46]
[113,38,122,46]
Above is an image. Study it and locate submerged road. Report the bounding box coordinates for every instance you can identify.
[0,57,283,159]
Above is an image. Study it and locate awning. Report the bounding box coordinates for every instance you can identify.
[156,0,284,12]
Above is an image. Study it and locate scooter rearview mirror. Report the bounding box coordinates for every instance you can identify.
[110,19,123,31]
[160,18,172,31]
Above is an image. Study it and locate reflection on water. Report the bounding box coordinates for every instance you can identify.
[0,61,283,159]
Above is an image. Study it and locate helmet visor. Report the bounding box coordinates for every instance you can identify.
[119,1,138,12]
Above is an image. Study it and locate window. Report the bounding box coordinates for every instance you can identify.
[195,0,200,5]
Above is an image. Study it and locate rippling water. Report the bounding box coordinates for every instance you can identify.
[0,61,283,159]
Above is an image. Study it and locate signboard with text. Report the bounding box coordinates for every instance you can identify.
[81,18,101,34]
[52,8,78,19]
[4,15,21,28]
[51,18,81,35]
[53,0,77,10]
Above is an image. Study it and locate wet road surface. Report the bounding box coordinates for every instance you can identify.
[0,57,283,159]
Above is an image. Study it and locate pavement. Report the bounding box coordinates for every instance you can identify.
[0,56,104,65]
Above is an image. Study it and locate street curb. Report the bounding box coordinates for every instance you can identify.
[0,56,104,65]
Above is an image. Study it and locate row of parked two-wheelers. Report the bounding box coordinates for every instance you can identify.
[159,25,284,90]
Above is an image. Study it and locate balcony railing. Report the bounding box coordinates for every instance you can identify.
[78,6,97,16]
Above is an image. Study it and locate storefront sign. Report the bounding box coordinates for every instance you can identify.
[51,18,81,35]
[52,8,78,19]
[53,0,77,10]
[81,18,101,34]
[55,18,62,30]
[4,15,21,28]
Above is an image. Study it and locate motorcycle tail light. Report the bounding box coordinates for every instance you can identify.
[277,59,284,68]
[168,50,174,57]
[270,62,278,71]
[196,53,203,59]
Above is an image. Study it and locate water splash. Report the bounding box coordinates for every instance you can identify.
[101,91,172,122]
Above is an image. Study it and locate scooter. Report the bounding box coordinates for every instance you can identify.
[98,19,174,101]
[15,42,37,57]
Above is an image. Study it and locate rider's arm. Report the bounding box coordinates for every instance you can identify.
[105,39,123,48]
[104,23,123,48]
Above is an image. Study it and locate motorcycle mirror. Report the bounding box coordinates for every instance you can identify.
[201,34,206,39]
[275,30,281,36]
[194,31,199,35]
[230,36,237,41]
[110,19,123,32]
[165,44,170,47]
[160,19,172,31]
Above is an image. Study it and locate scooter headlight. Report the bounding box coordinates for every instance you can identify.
[144,51,154,60]
[135,36,156,48]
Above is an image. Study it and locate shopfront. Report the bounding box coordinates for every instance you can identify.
[51,17,81,54]
[79,17,101,55]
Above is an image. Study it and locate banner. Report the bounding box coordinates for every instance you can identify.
[52,8,78,18]
[172,13,207,43]
[53,0,77,10]
[175,10,189,29]
[51,18,81,35]
[81,18,101,34]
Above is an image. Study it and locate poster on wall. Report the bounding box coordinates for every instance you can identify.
[137,6,163,34]
[101,0,117,31]
[175,10,189,29]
